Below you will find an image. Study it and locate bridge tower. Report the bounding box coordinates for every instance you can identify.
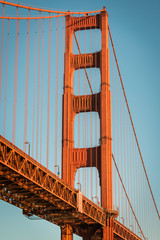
[62,7,113,240]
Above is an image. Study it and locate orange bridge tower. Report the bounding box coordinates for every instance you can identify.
[62,7,113,240]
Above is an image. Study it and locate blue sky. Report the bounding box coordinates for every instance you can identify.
[0,0,160,239]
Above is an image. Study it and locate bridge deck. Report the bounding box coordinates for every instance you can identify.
[0,135,141,240]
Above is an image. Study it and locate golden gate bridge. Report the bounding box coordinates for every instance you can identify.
[0,1,159,239]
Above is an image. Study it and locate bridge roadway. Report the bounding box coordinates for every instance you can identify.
[0,135,141,240]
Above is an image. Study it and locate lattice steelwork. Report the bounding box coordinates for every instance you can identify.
[0,135,142,240]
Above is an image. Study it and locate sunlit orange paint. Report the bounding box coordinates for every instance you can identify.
[62,8,114,240]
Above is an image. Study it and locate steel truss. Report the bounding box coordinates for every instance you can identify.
[0,135,141,239]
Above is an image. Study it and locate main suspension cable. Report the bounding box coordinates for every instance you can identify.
[0,1,103,14]
[108,25,160,220]
[0,14,65,20]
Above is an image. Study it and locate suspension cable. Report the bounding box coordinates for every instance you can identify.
[54,16,59,173]
[73,32,93,94]
[0,4,4,106]
[23,10,30,152]
[12,7,19,144]
[112,154,146,240]
[0,14,65,20]
[40,18,45,164]
[3,19,9,137]
[46,15,51,169]
[36,12,42,160]
[0,1,103,14]
[108,25,160,220]
[31,19,37,157]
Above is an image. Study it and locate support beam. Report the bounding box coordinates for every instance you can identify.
[61,225,73,240]
[103,219,114,240]
[73,93,100,114]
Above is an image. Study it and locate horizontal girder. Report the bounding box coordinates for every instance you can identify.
[0,135,141,240]
[0,135,105,228]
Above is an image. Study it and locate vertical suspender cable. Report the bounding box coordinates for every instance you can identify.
[83,18,86,192]
[136,141,138,233]
[135,137,137,232]
[147,178,149,238]
[76,28,80,185]
[119,59,122,221]
[123,86,126,222]
[84,18,86,196]
[60,16,64,176]
[32,19,37,157]
[0,4,4,106]
[36,11,41,160]
[85,19,88,198]
[46,15,51,169]
[112,153,146,239]
[109,26,160,221]
[62,16,64,91]
[140,156,143,228]
[137,152,139,233]
[12,7,19,144]
[72,25,75,177]
[129,119,132,227]
[111,41,116,210]
[126,104,128,225]
[116,66,121,218]
[142,171,144,235]
[3,19,9,137]
[54,16,59,172]
[90,16,93,200]
[132,131,135,230]
[23,10,30,152]
[95,25,98,201]
[40,18,44,164]
[83,69,86,192]
[77,14,81,191]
